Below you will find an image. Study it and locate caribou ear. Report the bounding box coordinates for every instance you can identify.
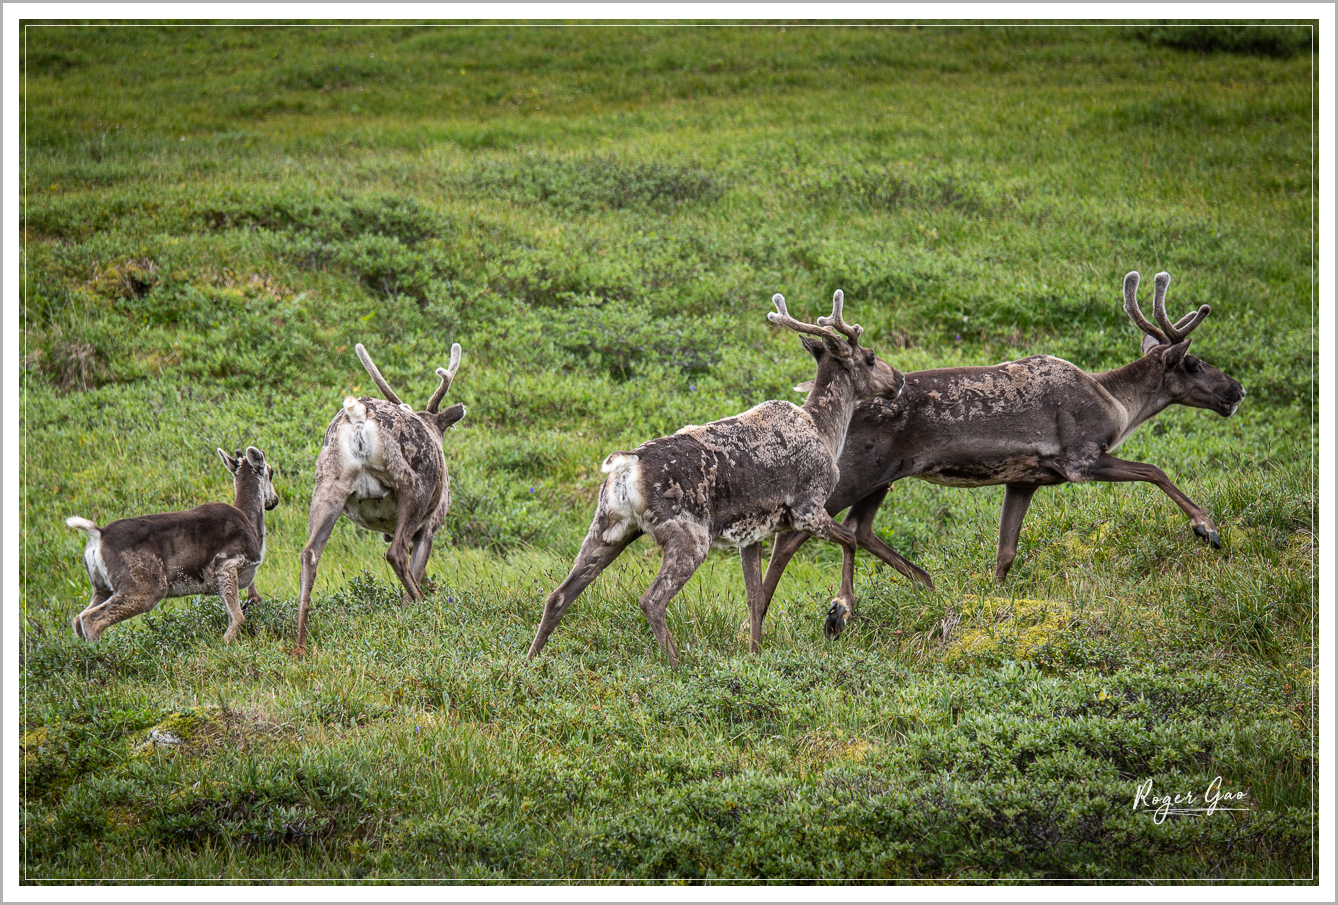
[1141,333,1162,356]
[793,380,815,395]
[821,333,854,359]
[217,448,240,474]
[1160,339,1191,371]
[800,336,826,361]
[436,402,466,432]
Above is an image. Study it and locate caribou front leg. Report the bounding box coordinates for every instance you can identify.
[740,542,768,654]
[792,505,861,640]
[242,581,262,616]
[844,486,934,589]
[1087,454,1221,548]
[761,530,812,608]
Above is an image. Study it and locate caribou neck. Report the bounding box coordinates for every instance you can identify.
[801,361,859,460]
[1094,354,1176,437]
[232,468,266,538]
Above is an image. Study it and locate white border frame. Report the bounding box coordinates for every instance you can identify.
[4,5,1332,901]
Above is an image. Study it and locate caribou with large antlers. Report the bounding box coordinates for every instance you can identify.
[294,343,466,656]
[762,271,1246,627]
[527,291,905,666]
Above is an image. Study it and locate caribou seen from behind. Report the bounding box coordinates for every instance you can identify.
[762,271,1246,626]
[294,343,466,656]
[527,291,906,666]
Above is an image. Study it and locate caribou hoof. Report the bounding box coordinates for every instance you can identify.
[824,600,848,640]
[1193,523,1221,549]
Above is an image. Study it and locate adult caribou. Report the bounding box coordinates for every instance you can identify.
[762,271,1246,638]
[528,291,905,666]
[294,343,466,657]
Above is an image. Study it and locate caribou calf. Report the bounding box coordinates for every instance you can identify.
[763,270,1247,620]
[295,343,466,656]
[527,291,906,666]
[66,446,279,642]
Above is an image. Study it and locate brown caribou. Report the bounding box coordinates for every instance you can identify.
[66,446,280,642]
[762,271,1246,638]
[294,343,466,656]
[527,291,906,666]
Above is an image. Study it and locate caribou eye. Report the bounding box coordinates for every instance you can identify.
[1184,357,1201,374]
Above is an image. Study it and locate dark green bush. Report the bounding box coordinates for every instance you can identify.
[1142,24,1313,58]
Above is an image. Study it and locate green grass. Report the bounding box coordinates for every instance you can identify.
[20,23,1316,881]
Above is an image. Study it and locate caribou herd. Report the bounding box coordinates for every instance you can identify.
[66,271,1244,661]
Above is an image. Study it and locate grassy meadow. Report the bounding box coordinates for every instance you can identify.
[19,23,1316,881]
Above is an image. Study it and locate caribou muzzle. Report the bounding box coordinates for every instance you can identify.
[1214,383,1246,417]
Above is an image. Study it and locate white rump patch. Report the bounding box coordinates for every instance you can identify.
[600,454,644,543]
[338,404,383,467]
[82,538,112,591]
[601,452,637,474]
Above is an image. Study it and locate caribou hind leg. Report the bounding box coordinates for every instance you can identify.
[73,584,112,639]
[635,523,710,668]
[242,581,261,616]
[995,483,1039,582]
[295,478,353,657]
[79,582,166,642]
[403,528,436,603]
[528,515,642,660]
[386,491,437,604]
[761,487,933,620]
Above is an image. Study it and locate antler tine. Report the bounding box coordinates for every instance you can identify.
[816,289,864,345]
[355,343,405,406]
[1148,272,1213,342]
[1171,304,1212,338]
[767,293,841,341]
[425,343,463,414]
[1122,271,1166,344]
[1151,272,1181,342]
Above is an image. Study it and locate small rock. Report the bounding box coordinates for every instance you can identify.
[148,728,183,746]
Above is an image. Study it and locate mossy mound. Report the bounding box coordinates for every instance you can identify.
[945,595,1079,667]
[131,706,230,758]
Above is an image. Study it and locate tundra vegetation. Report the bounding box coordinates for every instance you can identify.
[20,23,1315,881]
